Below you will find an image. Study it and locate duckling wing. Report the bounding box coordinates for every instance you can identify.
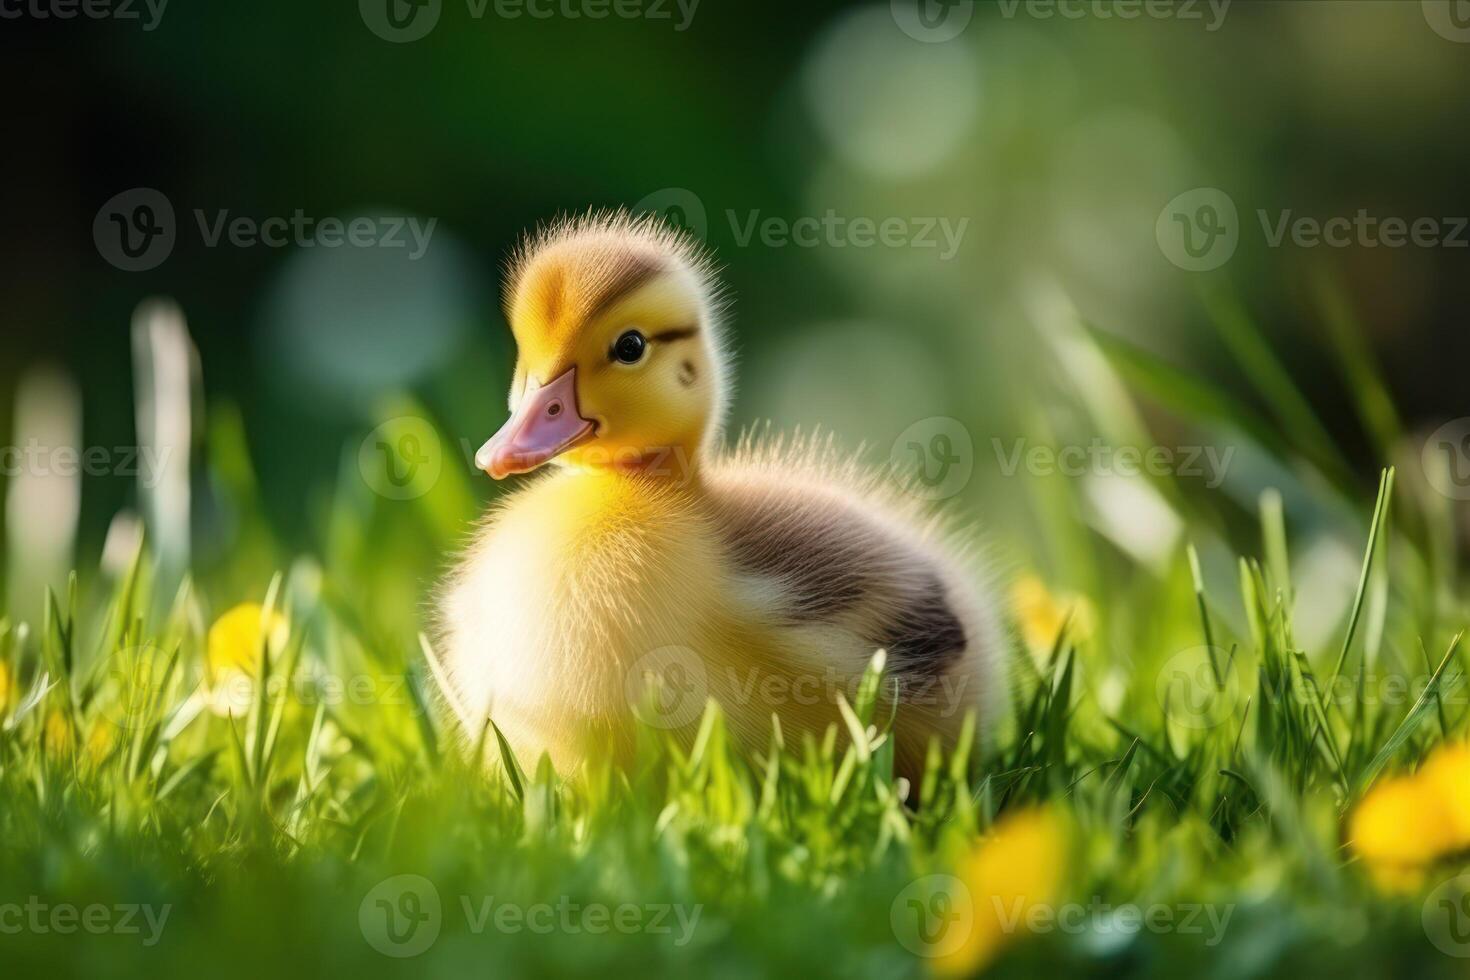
[704,433,998,697]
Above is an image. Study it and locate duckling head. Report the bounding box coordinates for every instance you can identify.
[476,211,729,480]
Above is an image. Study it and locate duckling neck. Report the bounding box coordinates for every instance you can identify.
[605,445,704,483]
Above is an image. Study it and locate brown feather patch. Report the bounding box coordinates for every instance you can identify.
[502,210,727,374]
[585,254,665,323]
[875,573,967,678]
[717,490,874,619]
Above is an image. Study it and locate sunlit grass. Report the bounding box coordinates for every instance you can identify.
[1,283,1468,978]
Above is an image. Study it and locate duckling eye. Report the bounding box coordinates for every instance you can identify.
[611,330,647,365]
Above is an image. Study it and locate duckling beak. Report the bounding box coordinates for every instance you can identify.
[475,368,596,479]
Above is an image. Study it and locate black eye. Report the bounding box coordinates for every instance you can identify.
[612,330,647,364]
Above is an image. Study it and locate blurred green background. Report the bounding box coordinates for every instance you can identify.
[4,6,1470,977]
[1,0,1468,614]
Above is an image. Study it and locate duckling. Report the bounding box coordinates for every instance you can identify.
[434,210,1000,783]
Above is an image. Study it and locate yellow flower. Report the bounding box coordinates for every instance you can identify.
[206,603,290,716]
[85,718,117,765]
[933,807,1068,978]
[208,603,291,679]
[0,660,12,711]
[1348,742,1470,891]
[1349,774,1452,891]
[1420,742,1470,849]
[43,709,74,754]
[1011,574,1095,654]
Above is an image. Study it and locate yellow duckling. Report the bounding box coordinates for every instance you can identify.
[435,211,999,781]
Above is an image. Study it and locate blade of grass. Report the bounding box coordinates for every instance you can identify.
[489,717,526,802]
[1357,632,1464,792]
[1200,285,1352,485]
[1325,469,1395,705]
[1188,544,1223,687]
[1311,268,1402,458]
[1260,488,1292,605]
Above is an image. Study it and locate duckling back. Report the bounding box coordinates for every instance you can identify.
[703,431,1000,775]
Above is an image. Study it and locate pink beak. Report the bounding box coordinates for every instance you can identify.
[475,368,596,480]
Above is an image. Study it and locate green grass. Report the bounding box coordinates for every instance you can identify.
[2,286,1468,978]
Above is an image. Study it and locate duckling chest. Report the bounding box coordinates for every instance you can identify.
[448,474,728,669]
